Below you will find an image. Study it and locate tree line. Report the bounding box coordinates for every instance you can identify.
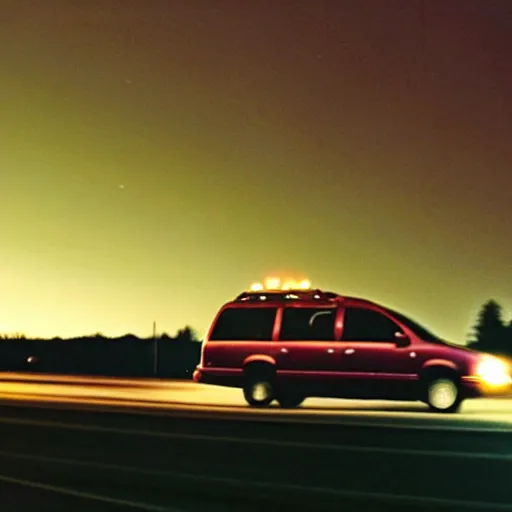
[468,300,512,356]
[0,326,201,378]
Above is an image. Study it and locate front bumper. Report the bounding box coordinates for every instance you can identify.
[461,375,512,398]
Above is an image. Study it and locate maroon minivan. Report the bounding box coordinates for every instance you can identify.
[193,288,511,413]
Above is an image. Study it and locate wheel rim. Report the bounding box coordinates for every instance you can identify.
[252,381,271,402]
[429,379,458,410]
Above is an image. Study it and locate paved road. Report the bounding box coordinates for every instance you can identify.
[0,402,511,512]
[1,372,512,432]
[0,373,512,510]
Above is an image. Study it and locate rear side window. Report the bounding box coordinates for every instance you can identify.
[209,307,277,341]
[279,307,336,341]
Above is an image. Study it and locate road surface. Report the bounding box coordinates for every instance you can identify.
[0,373,512,510]
[0,400,511,511]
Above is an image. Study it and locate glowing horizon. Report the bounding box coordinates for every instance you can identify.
[2,1,512,342]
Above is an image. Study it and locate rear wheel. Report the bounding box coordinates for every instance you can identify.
[426,376,462,413]
[243,371,275,407]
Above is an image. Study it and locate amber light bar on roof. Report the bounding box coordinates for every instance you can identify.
[235,289,341,302]
[250,277,311,292]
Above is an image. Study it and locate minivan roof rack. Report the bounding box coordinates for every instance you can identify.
[234,289,342,302]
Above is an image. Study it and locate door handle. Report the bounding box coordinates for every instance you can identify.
[280,348,289,354]
[344,348,355,355]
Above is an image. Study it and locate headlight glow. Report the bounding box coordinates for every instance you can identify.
[475,357,511,386]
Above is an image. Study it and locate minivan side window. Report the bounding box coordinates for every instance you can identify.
[341,307,401,342]
[209,307,277,341]
[279,307,336,341]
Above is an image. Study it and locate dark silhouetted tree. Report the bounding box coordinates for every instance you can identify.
[470,300,508,354]
[175,326,198,343]
[0,332,26,340]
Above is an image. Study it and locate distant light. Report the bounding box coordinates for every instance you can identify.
[299,279,311,289]
[250,282,264,291]
[118,184,125,190]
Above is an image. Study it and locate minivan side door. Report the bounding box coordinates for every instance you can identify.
[337,306,420,399]
[274,305,340,394]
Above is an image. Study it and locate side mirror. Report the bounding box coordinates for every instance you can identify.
[394,331,409,347]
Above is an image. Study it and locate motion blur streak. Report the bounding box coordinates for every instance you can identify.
[1,372,512,429]
[0,474,175,512]
[0,373,183,387]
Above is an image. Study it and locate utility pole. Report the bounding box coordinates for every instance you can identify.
[153,321,158,376]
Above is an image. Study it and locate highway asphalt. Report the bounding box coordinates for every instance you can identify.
[0,403,512,511]
[0,373,511,511]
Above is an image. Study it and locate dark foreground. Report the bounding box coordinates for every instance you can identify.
[0,404,511,512]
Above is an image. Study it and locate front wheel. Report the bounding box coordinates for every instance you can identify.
[426,377,462,413]
[243,373,275,407]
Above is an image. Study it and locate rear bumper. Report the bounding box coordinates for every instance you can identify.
[192,367,242,387]
[192,368,214,384]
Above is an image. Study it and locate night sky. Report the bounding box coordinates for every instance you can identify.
[1,1,511,341]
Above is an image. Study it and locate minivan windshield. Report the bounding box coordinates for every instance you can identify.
[386,309,443,343]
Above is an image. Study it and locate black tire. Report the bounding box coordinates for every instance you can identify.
[425,376,462,413]
[243,370,275,407]
[277,393,305,409]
